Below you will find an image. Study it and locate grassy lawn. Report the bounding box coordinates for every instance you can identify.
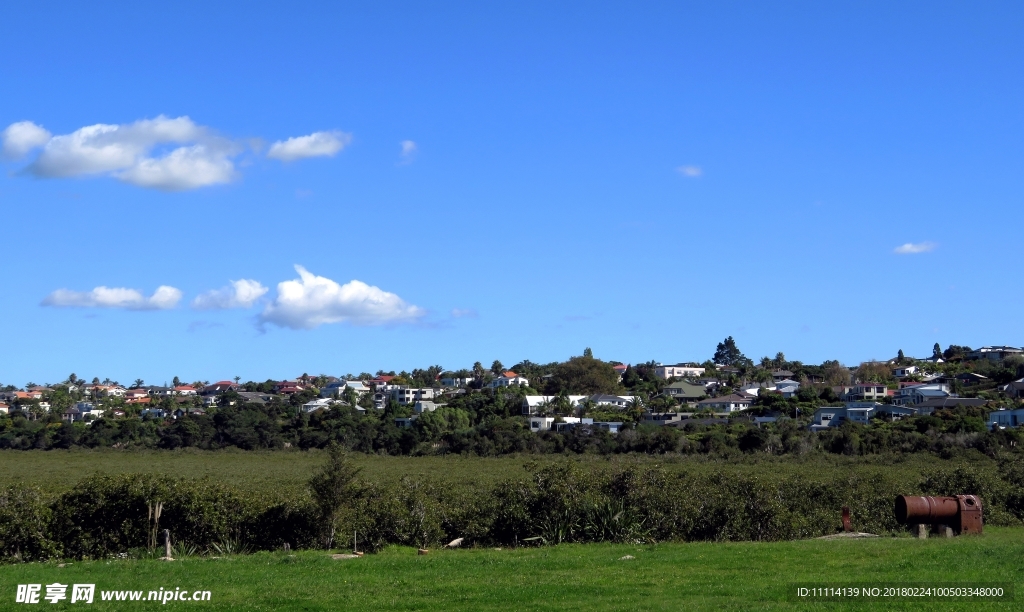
[2,528,1020,610]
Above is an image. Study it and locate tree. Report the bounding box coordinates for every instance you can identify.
[932,343,943,359]
[774,352,786,368]
[545,355,621,395]
[308,444,362,550]
[583,347,594,358]
[897,349,905,364]
[172,376,181,388]
[713,337,745,366]
[133,379,145,389]
[490,360,505,377]
[234,376,242,385]
[943,345,972,361]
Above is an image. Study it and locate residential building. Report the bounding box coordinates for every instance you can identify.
[202,381,241,395]
[302,398,335,413]
[174,386,197,396]
[62,407,81,422]
[770,369,795,382]
[320,380,369,398]
[395,415,418,428]
[147,386,174,397]
[489,371,530,388]
[641,412,684,426]
[413,401,443,414]
[695,394,752,413]
[140,408,167,419]
[892,383,950,406]
[655,364,706,379]
[954,372,989,386]
[893,366,918,378]
[0,403,8,415]
[842,382,890,402]
[272,381,305,394]
[913,397,987,411]
[440,376,474,388]
[236,391,273,404]
[774,379,800,398]
[989,408,1024,430]
[663,381,707,402]
[587,394,636,408]
[1001,379,1024,399]
[390,387,438,405]
[125,388,149,401]
[613,364,628,380]
[968,346,1023,361]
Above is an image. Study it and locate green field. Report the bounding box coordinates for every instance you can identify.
[0,448,993,494]
[1,529,1020,610]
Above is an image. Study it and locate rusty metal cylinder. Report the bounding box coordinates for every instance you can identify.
[894,496,960,524]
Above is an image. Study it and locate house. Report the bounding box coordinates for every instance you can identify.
[696,394,752,413]
[302,398,334,413]
[989,408,1024,430]
[147,386,174,397]
[892,383,950,406]
[413,400,444,414]
[662,381,707,402]
[174,385,197,396]
[62,407,81,422]
[390,387,438,405]
[954,372,989,386]
[810,405,862,430]
[125,388,149,401]
[587,394,636,408]
[893,365,918,378]
[655,364,706,379]
[753,416,778,428]
[15,390,43,400]
[369,375,396,387]
[320,380,369,398]
[913,397,988,411]
[489,371,530,388]
[74,401,96,412]
[770,369,795,382]
[173,406,206,418]
[842,382,890,402]
[641,412,684,426]
[521,395,588,415]
[968,346,1023,361]
[440,376,474,388]
[395,415,418,428]
[140,408,167,419]
[613,364,629,380]
[37,402,51,412]
[0,402,8,415]
[555,418,596,433]
[774,379,801,398]
[272,381,305,394]
[235,391,273,404]
[594,422,623,434]
[1001,379,1024,399]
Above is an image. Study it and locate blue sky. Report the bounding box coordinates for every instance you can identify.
[1,1,1022,386]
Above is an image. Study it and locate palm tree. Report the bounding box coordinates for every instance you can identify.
[133,378,145,389]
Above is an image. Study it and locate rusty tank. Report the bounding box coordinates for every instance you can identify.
[894,495,983,535]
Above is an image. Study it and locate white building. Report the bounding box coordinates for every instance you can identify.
[893,365,918,378]
[389,387,438,405]
[655,364,706,379]
[302,398,335,413]
[892,383,950,406]
[489,372,530,388]
[320,380,369,398]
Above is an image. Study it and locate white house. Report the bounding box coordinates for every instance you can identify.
[587,394,636,408]
[695,394,752,413]
[655,364,706,379]
[489,371,530,388]
[774,379,800,399]
[302,398,334,413]
[893,365,918,378]
[390,387,438,405]
[320,380,369,398]
[529,416,592,433]
[810,402,897,429]
[440,377,475,388]
[413,400,442,414]
[521,395,588,415]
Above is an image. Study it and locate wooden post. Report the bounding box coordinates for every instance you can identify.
[163,529,172,558]
[942,525,954,538]
[915,524,927,539]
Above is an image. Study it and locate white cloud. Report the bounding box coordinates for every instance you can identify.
[1,121,52,159]
[2,115,241,191]
[267,131,351,162]
[42,285,182,310]
[893,242,937,254]
[116,144,236,191]
[192,279,269,310]
[399,140,417,163]
[259,265,425,330]
[676,165,702,177]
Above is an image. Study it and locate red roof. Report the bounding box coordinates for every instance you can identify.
[613,364,628,371]
[503,371,518,378]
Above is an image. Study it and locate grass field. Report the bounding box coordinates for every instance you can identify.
[1,528,1020,610]
[0,448,995,494]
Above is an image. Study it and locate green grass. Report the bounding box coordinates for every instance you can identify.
[0,448,995,494]
[1,528,1020,610]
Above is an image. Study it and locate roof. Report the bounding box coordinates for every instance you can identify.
[914,398,988,408]
[503,371,519,378]
[697,394,752,404]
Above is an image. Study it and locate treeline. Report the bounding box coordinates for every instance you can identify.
[3,456,1024,563]
[1,390,1022,460]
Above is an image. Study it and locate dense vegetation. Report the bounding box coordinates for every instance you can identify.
[3,450,1024,563]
